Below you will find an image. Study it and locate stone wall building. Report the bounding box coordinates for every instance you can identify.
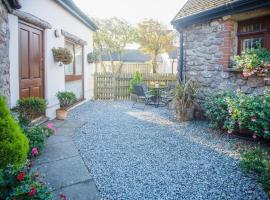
[172,0,270,99]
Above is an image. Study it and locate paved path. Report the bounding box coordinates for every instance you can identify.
[68,101,267,200]
[33,120,100,200]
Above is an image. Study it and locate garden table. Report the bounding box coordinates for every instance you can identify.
[148,83,167,108]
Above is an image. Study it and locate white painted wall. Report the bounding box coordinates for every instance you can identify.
[9,0,95,119]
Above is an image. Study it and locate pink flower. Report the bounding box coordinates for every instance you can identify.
[227,130,232,134]
[251,116,257,122]
[47,123,53,129]
[252,134,257,139]
[31,148,39,156]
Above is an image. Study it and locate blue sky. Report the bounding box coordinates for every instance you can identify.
[74,0,188,28]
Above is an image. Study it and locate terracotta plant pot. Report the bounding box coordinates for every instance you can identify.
[56,109,68,120]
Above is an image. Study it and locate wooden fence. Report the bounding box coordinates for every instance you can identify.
[94,73,177,100]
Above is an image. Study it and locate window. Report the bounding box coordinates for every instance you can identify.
[64,40,84,99]
[237,16,270,53]
[64,40,83,80]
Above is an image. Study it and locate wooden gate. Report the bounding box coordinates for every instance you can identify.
[94,73,177,100]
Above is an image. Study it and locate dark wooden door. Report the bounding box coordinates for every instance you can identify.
[19,22,44,99]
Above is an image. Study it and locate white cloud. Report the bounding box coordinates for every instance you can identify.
[73,0,187,29]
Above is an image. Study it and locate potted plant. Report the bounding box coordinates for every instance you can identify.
[87,50,99,63]
[174,80,196,122]
[56,91,76,120]
[52,47,73,66]
[129,71,142,101]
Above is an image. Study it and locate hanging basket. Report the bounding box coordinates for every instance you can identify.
[52,47,73,65]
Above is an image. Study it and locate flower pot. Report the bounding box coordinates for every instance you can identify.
[56,109,68,120]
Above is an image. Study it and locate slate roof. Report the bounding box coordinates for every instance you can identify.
[173,0,237,22]
[102,50,163,62]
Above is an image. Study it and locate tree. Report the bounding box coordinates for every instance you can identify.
[136,19,175,73]
[93,17,136,73]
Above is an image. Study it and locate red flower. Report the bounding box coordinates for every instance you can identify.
[60,194,67,200]
[17,172,25,182]
[28,186,37,196]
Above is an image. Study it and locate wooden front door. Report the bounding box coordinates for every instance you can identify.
[19,22,44,99]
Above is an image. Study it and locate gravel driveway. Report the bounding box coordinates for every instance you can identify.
[69,101,268,200]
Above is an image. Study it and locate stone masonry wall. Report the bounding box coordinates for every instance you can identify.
[0,0,10,102]
[182,18,266,100]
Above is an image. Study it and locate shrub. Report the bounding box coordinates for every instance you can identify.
[57,91,77,109]
[0,96,29,169]
[234,47,270,78]
[17,97,47,124]
[23,127,46,156]
[202,91,234,129]
[224,90,270,138]
[0,163,53,200]
[240,148,270,195]
[129,71,142,93]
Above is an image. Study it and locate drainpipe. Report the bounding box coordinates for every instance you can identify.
[179,31,184,82]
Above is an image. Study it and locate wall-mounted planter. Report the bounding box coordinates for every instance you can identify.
[52,47,73,66]
[87,51,99,64]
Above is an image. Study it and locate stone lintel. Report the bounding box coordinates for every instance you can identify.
[12,10,52,29]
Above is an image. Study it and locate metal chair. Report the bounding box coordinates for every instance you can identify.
[132,84,153,109]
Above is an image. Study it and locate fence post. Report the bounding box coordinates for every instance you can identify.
[112,74,116,100]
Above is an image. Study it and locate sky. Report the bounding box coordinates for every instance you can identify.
[73,0,188,29]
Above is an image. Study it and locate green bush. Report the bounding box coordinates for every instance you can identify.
[202,91,234,129]
[129,71,142,93]
[17,97,47,123]
[225,90,270,138]
[0,96,29,169]
[23,127,46,156]
[56,91,77,109]
[241,148,270,195]
[0,163,53,200]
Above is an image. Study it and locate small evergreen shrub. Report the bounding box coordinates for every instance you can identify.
[56,91,77,109]
[241,148,270,195]
[0,96,29,169]
[202,91,234,129]
[129,71,142,93]
[17,97,47,123]
[0,163,53,199]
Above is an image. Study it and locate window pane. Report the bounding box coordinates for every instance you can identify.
[75,45,83,75]
[65,42,74,75]
[240,22,265,33]
[242,37,264,51]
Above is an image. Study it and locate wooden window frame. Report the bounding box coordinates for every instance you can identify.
[64,40,84,81]
[237,16,270,54]
[64,39,84,99]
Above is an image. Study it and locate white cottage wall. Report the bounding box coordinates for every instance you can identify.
[9,0,95,118]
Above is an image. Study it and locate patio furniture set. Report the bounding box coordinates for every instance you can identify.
[132,82,176,109]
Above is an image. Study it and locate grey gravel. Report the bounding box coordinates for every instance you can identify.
[69,101,268,200]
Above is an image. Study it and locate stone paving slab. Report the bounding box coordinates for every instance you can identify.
[55,127,76,137]
[53,180,100,200]
[46,135,73,145]
[61,120,86,128]
[34,154,91,191]
[35,141,79,165]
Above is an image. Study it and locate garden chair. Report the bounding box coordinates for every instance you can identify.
[132,84,154,109]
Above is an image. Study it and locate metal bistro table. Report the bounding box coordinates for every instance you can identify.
[148,83,167,108]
